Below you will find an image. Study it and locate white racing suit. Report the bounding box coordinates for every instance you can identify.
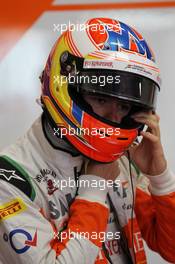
[0,115,175,264]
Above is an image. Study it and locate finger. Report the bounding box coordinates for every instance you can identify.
[140,131,159,143]
[132,112,159,122]
[133,117,159,132]
[134,116,161,139]
[131,110,152,117]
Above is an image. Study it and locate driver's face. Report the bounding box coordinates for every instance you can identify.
[83,94,132,123]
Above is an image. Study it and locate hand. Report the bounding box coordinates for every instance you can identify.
[129,111,167,176]
[85,160,120,181]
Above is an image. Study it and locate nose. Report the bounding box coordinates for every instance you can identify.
[105,102,124,123]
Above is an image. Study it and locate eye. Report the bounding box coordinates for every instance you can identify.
[90,96,107,105]
[97,98,106,104]
[118,103,131,113]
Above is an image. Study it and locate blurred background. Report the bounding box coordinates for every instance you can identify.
[0,1,175,263]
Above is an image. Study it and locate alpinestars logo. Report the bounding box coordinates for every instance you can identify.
[0,169,25,182]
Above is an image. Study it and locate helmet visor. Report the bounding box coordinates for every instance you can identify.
[72,69,159,110]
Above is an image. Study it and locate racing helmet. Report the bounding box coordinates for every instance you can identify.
[41,17,161,162]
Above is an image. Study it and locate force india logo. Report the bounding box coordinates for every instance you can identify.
[0,198,26,221]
